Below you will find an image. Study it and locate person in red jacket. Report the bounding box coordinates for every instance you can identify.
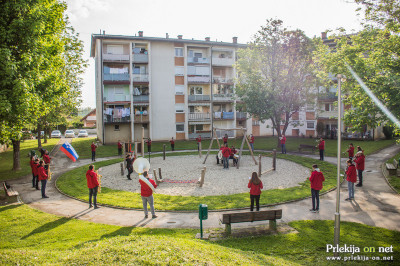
[346,143,355,160]
[249,134,255,151]
[169,137,175,151]
[345,159,357,201]
[32,158,40,190]
[223,134,228,145]
[318,138,325,161]
[86,165,100,209]
[91,142,97,161]
[309,164,325,212]
[37,160,49,198]
[43,150,51,172]
[230,145,238,166]
[30,157,38,188]
[139,171,158,218]
[248,172,263,211]
[279,135,286,154]
[222,143,231,169]
[146,138,152,153]
[196,135,202,151]
[354,149,365,187]
[117,140,123,156]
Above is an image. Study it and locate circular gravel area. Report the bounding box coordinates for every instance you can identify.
[99,155,310,196]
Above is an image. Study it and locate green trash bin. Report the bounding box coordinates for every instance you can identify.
[199,204,208,238]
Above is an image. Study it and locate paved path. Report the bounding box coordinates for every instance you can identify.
[10,140,400,231]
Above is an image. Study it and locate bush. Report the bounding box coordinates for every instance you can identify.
[383,126,394,139]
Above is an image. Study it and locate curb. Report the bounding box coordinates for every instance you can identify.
[380,163,400,195]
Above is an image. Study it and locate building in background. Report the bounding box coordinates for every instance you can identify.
[80,109,97,128]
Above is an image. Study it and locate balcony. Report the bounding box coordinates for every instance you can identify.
[188,95,210,102]
[187,76,210,83]
[104,115,131,123]
[213,112,234,120]
[212,57,235,66]
[189,131,211,139]
[215,130,234,138]
[318,92,337,101]
[213,77,234,84]
[132,95,149,102]
[188,57,209,64]
[213,93,234,102]
[132,53,148,63]
[134,114,149,123]
[104,73,130,81]
[188,112,211,121]
[236,112,247,120]
[103,54,130,62]
[318,111,338,119]
[132,74,149,82]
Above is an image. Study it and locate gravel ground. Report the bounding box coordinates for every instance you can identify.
[98,155,310,196]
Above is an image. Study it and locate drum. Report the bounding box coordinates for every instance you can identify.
[218,150,223,160]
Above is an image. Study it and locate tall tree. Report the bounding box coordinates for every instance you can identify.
[0,0,86,170]
[235,19,315,146]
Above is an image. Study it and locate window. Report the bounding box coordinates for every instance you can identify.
[107,45,123,54]
[190,86,203,95]
[189,106,202,113]
[306,103,314,111]
[175,48,183,57]
[175,85,184,95]
[194,52,202,58]
[114,125,120,131]
[307,122,315,129]
[176,124,184,132]
[174,66,184,76]
[325,104,330,111]
[196,124,204,131]
[175,104,184,113]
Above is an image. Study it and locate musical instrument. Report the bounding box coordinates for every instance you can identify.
[46,164,53,181]
[133,157,155,192]
[218,150,223,160]
[96,169,102,193]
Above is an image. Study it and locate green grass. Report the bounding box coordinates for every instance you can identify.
[70,137,117,159]
[0,204,399,265]
[0,139,59,181]
[385,153,400,193]
[57,153,340,211]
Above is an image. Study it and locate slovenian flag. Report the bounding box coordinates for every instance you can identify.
[60,141,79,162]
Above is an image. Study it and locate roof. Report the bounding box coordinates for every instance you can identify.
[91,34,247,57]
[80,109,96,122]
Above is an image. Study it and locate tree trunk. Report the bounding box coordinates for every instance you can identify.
[44,126,48,144]
[12,139,21,171]
[37,124,42,148]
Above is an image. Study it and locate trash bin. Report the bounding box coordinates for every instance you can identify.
[199,204,208,220]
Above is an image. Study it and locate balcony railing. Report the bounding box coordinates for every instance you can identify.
[318,92,337,101]
[132,53,148,63]
[132,74,149,82]
[212,57,235,66]
[213,112,234,120]
[213,94,234,102]
[189,131,211,139]
[103,54,130,61]
[188,95,210,102]
[104,73,130,81]
[213,77,234,84]
[103,114,149,123]
[132,95,149,102]
[188,112,211,121]
[318,111,338,119]
[215,130,234,138]
[236,112,247,120]
[134,114,149,123]
[187,76,210,83]
[188,57,209,64]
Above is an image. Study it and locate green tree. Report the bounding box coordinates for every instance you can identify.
[0,0,86,170]
[235,19,316,146]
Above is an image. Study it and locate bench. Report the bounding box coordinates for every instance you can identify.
[298,144,316,154]
[3,182,19,198]
[386,159,398,176]
[221,209,282,234]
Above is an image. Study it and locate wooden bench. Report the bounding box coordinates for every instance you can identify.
[221,209,282,234]
[3,182,19,198]
[386,159,398,176]
[298,144,316,154]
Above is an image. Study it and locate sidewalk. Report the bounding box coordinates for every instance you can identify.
[10,141,400,231]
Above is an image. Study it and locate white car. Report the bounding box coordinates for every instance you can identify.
[51,130,62,138]
[78,130,88,138]
[64,130,75,138]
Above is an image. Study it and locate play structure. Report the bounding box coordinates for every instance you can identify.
[203,127,258,169]
[257,150,277,177]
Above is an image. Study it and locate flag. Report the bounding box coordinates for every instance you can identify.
[60,141,79,162]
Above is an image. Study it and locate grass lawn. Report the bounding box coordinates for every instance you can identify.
[385,153,400,194]
[70,137,116,159]
[0,139,59,181]
[0,204,399,265]
[57,152,340,211]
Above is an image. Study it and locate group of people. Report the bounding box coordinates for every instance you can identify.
[29,148,52,199]
[344,144,365,201]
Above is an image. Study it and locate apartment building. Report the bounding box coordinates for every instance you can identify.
[90,32,247,144]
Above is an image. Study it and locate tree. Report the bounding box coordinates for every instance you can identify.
[235,19,316,146]
[0,0,86,170]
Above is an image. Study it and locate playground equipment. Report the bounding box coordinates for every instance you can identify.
[258,150,277,177]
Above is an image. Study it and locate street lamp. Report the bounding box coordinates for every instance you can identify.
[334,74,345,255]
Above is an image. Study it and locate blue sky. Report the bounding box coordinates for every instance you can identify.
[65,0,364,108]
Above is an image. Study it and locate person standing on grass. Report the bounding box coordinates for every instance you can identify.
[345,159,357,201]
[139,171,157,219]
[91,142,97,162]
[117,140,123,156]
[126,154,134,180]
[354,148,365,187]
[146,138,152,153]
[279,134,286,154]
[86,165,100,209]
[309,164,325,213]
[249,134,255,151]
[37,160,49,198]
[222,143,231,169]
[318,138,325,161]
[248,172,263,211]
[170,137,175,151]
[223,134,228,146]
[346,143,355,160]
[196,135,202,151]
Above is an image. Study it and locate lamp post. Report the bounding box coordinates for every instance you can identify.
[333,74,344,255]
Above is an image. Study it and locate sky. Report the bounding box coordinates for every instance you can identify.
[65,0,364,109]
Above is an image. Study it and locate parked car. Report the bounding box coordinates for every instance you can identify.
[51,130,62,138]
[78,130,88,138]
[64,130,75,138]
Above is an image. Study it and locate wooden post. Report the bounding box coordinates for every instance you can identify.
[214,128,221,148]
[225,224,231,235]
[141,127,144,157]
[237,129,247,169]
[153,169,159,185]
[258,154,262,178]
[203,132,215,164]
[244,133,258,165]
[120,163,124,176]
[269,219,277,231]
[163,144,166,160]
[199,142,202,158]
[199,166,206,187]
[273,149,277,171]
[158,167,162,180]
